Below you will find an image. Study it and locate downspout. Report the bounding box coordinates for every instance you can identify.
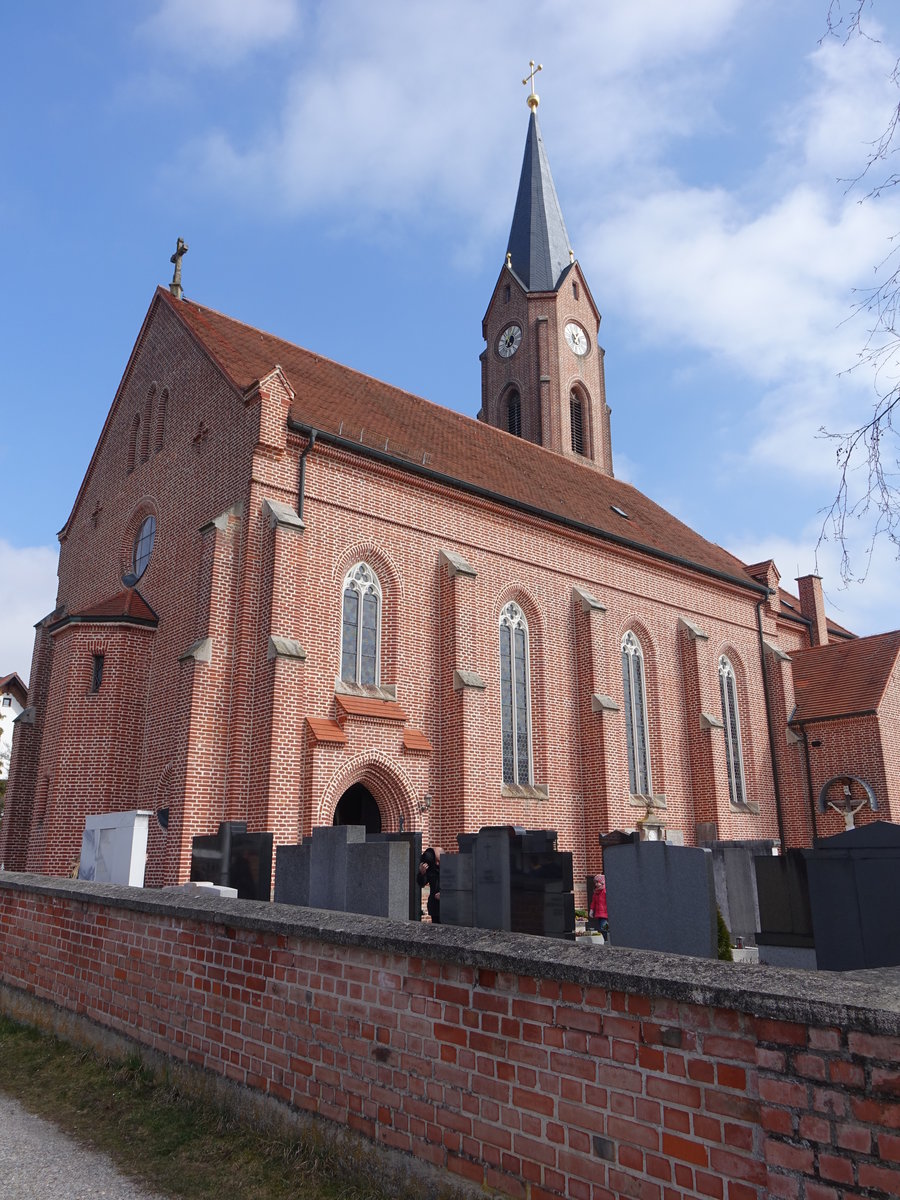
[297,430,318,521]
[756,595,787,850]
[794,719,819,845]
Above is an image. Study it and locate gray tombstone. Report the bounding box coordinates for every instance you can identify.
[274,843,311,906]
[441,853,474,927]
[755,850,816,969]
[804,821,900,971]
[473,827,514,931]
[706,840,775,946]
[347,840,409,920]
[309,824,366,910]
[604,841,717,959]
[369,831,423,920]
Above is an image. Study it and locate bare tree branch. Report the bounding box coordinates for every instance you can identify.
[818,1,900,581]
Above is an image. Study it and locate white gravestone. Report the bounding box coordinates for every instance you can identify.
[78,810,151,886]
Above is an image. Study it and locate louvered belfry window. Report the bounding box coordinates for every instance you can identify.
[622,631,652,795]
[341,563,381,686]
[507,391,522,438]
[719,655,747,807]
[570,392,585,455]
[500,601,532,785]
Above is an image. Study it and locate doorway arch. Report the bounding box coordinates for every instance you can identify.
[333,782,383,834]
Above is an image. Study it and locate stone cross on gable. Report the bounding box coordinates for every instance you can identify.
[169,237,188,300]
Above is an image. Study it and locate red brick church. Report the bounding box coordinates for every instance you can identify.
[3,91,898,889]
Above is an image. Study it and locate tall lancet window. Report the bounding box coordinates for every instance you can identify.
[719,656,747,807]
[341,563,381,686]
[570,391,585,456]
[507,391,522,438]
[621,631,652,795]
[499,601,532,785]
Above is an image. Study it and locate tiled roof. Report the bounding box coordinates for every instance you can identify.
[402,728,433,752]
[163,290,767,592]
[790,630,900,722]
[50,589,159,629]
[335,693,408,722]
[306,717,348,744]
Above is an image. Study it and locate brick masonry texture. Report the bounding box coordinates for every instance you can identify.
[3,875,900,1200]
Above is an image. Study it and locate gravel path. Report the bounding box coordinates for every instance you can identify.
[0,1093,170,1200]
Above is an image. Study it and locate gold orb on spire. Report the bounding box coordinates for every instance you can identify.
[523,60,542,110]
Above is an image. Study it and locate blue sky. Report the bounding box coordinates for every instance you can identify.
[2,1,899,680]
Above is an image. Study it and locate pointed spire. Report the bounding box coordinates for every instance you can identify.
[505,110,572,293]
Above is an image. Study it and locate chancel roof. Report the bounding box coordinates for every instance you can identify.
[790,630,900,722]
[505,111,572,293]
[164,290,766,593]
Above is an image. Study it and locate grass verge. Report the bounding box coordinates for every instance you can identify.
[0,1016,467,1200]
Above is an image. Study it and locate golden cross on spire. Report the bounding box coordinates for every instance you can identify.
[522,60,542,110]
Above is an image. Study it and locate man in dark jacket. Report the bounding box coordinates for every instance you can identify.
[417,847,441,923]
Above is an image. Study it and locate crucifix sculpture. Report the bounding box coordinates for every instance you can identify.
[522,60,542,111]
[169,237,188,300]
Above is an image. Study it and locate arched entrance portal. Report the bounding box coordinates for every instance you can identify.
[333,782,382,834]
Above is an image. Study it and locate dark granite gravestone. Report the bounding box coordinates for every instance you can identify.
[804,821,900,971]
[604,841,717,959]
[441,827,575,939]
[509,837,574,938]
[369,831,423,920]
[347,840,409,920]
[309,824,365,910]
[440,852,474,927]
[273,842,311,906]
[190,821,273,900]
[473,827,516,931]
[754,850,816,969]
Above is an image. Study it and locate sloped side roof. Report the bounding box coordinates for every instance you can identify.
[50,588,159,629]
[506,111,572,292]
[0,672,28,706]
[164,290,764,592]
[790,630,900,721]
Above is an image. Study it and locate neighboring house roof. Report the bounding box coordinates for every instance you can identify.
[506,110,572,292]
[790,630,900,722]
[165,290,769,594]
[49,588,159,630]
[0,672,27,707]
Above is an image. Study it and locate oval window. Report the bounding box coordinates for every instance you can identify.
[132,515,156,580]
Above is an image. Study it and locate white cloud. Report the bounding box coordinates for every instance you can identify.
[140,0,300,65]
[184,0,748,229]
[0,542,58,685]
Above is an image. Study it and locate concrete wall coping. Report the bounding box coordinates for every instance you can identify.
[3,871,899,1036]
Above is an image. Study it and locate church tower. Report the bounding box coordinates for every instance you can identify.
[480,70,613,475]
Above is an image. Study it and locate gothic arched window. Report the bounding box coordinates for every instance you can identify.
[341,563,381,687]
[719,656,747,807]
[507,391,522,438]
[570,391,585,456]
[127,413,141,474]
[499,601,532,785]
[621,631,652,795]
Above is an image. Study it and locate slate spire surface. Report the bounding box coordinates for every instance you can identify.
[506,110,572,293]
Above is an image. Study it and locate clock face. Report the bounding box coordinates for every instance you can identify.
[564,322,589,356]
[498,324,522,358]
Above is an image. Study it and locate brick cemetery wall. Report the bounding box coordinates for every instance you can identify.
[2,872,900,1200]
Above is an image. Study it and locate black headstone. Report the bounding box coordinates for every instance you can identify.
[805,821,900,971]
